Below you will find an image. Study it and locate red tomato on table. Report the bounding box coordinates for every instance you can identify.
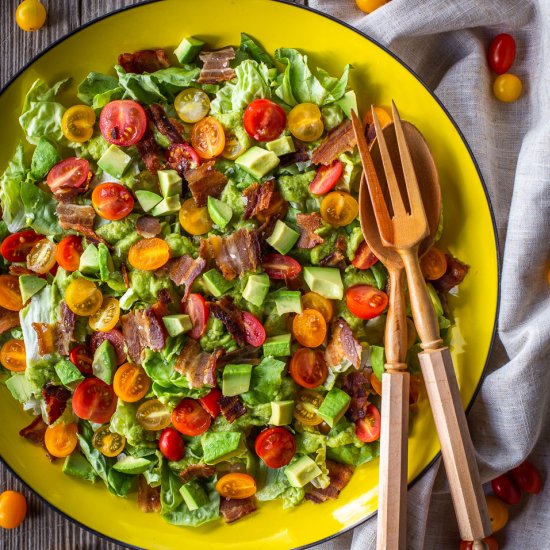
[488,33,516,74]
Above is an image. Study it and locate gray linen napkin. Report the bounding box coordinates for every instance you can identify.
[306,0,550,548]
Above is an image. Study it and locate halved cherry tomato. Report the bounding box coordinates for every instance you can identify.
[293,309,327,348]
[100,100,147,146]
[363,106,392,130]
[0,275,24,311]
[255,427,296,468]
[0,339,26,372]
[352,241,379,270]
[128,238,171,271]
[136,399,172,431]
[301,292,333,322]
[47,157,90,194]
[0,490,27,529]
[288,103,324,142]
[90,329,126,365]
[44,422,78,458]
[491,473,521,505]
[72,378,117,424]
[191,116,225,159]
[69,344,93,375]
[370,372,382,396]
[309,160,343,195]
[243,99,286,142]
[242,311,266,347]
[262,253,302,280]
[486,495,508,532]
[175,88,210,123]
[1,230,42,262]
[167,143,201,173]
[159,427,186,461]
[66,278,103,316]
[62,105,96,143]
[15,0,47,32]
[511,461,542,494]
[26,239,57,274]
[293,389,324,426]
[489,33,516,75]
[181,293,210,340]
[92,424,126,457]
[55,235,83,272]
[493,73,522,102]
[222,128,248,160]
[89,297,120,333]
[113,363,151,403]
[92,182,134,221]
[320,191,359,227]
[355,404,381,442]
[346,285,388,320]
[179,198,213,236]
[290,348,328,388]
[460,536,499,550]
[198,388,222,418]
[216,473,257,499]
[172,398,211,436]
[421,246,448,280]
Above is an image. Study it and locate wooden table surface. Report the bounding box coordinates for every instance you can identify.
[0,1,307,549]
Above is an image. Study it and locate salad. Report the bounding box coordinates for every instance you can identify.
[0,33,468,526]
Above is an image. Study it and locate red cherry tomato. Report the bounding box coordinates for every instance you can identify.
[90,329,127,365]
[198,388,222,418]
[69,344,93,375]
[351,241,379,270]
[181,293,210,340]
[309,160,344,195]
[346,285,388,320]
[511,461,543,494]
[243,99,287,142]
[355,404,381,442]
[262,253,302,280]
[55,235,83,272]
[491,473,521,505]
[242,311,266,347]
[72,378,118,424]
[289,348,328,388]
[171,398,211,436]
[99,100,147,146]
[92,183,134,221]
[47,157,90,194]
[159,427,186,462]
[488,33,516,75]
[167,143,201,174]
[460,536,499,550]
[1,230,42,263]
[254,427,296,468]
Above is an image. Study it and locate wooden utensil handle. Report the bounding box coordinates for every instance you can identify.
[385,268,408,371]
[419,347,492,541]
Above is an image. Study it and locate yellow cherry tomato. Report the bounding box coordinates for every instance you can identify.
[61,105,96,143]
[175,88,210,123]
[493,73,522,102]
[128,237,171,271]
[292,309,327,348]
[92,425,126,457]
[0,339,26,372]
[355,0,389,14]
[288,103,324,142]
[26,239,57,274]
[89,297,120,332]
[113,363,151,403]
[486,495,509,532]
[136,399,171,430]
[179,198,213,235]
[15,0,47,32]
[320,191,359,227]
[65,278,103,316]
[293,389,324,426]
[301,292,334,322]
[0,490,27,529]
[222,128,248,160]
[44,422,78,458]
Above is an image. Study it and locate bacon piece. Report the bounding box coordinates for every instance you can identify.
[218,395,247,423]
[55,302,76,356]
[167,255,206,300]
[347,396,370,422]
[121,262,130,289]
[179,464,216,484]
[136,216,162,239]
[55,203,108,245]
[218,345,261,367]
[209,297,246,346]
[279,149,310,167]
[174,339,223,388]
[121,308,166,364]
[432,254,469,293]
[185,161,228,207]
[296,213,324,249]
[148,103,183,144]
[220,496,256,523]
[198,47,236,84]
[32,322,55,355]
[199,229,261,281]
[19,416,54,461]
[341,369,371,398]
[136,128,165,175]
[325,317,362,369]
[0,306,20,334]
[118,49,169,74]
[306,461,355,503]
[9,265,36,276]
[137,476,161,513]
[90,329,127,365]
[42,383,71,425]
[311,119,356,166]
[319,250,346,268]
[243,180,288,222]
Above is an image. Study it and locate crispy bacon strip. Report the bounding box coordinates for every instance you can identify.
[220,496,257,523]
[121,313,142,364]
[311,119,356,166]
[185,161,228,207]
[243,180,288,222]
[136,216,162,239]
[319,250,346,268]
[42,383,71,425]
[32,323,55,356]
[296,213,324,249]
[218,345,261,367]
[305,461,355,503]
[218,395,247,423]
[167,255,206,300]
[121,308,166,364]
[8,265,35,276]
[341,369,371,421]
[118,49,170,74]
[325,317,362,369]
[174,340,223,388]
[180,464,216,484]
[0,306,20,334]
[137,475,161,513]
[55,302,76,356]
[136,128,165,175]
[209,297,246,347]
[148,103,183,144]
[198,47,236,84]
[432,254,469,293]
[121,262,130,289]
[279,149,309,167]
[19,416,54,461]
[55,203,109,245]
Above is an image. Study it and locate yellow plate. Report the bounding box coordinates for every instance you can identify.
[0,1,499,548]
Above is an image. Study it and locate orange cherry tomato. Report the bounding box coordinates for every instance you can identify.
[292,308,327,348]
[88,297,120,332]
[136,399,172,431]
[0,339,26,372]
[0,490,27,529]
[215,473,257,499]
[179,198,213,236]
[65,278,103,316]
[355,0,389,14]
[301,292,334,322]
[191,116,225,159]
[44,422,78,458]
[128,238,171,271]
[288,103,324,142]
[420,246,448,280]
[352,241,379,270]
[91,182,134,221]
[55,235,83,272]
[290,348,328,388]
[92,424,126,457]
[320,191,359,227]
[486,495,509,532]
[370,372,382,396]
[0,275,24,311]
[113,363,151,403]
[363,106,392,129]
[293,389,324,426]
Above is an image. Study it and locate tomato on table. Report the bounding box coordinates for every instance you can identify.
[136,399,172,431]
[55,235,83,272]
[320,191,359,227]
[44,422,78,458]
[262,253,302,280]
[293,309,327,348]
[72,377,118,424]
[92,425,126,457]
[294,389,324,426]
[301,292,333,322]
[159,427,186,461]
[511,461,542,494]
[167,143,201,173]
[65,278,103,316]
[352,241,379,270]
[0,490,27,529]
[243,99,287,142]
[216,473,257,499]
[15,0,47,32]
[88,297,120,333]
[0,275,24,311]
[92,182,134,221]
[198,388,222,418]
[486,495,509,532]
[460,536,499,550]
[309,160,343,195]
[493,74,522,102]
[290,348,328,388]
[47,157,90,195]
[488,34,516,74]
[1,230,42,262]
[179,198,213,236]
[355,404,381,442]
[255,427,296,468]
[62,105,96,143]
[113,363,151,403]
[26,239,57,275]
[0,339,26,372]
[346,285,388,320]
[420,246,448,280]
[181,293,210,339]
[69,344,93,375]
[288,103,324,142]
[191,116,226,159]
[242,311,266,347]
[355,0,388,13]
[172,398,211,436]
[370,372,382,396]
[491,473,521,505]
[100,100,147,146]
[175,88,210,123]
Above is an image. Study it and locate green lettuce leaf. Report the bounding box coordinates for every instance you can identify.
[20,179,62,235]
[77,72,121,106]
[327,441,379,466]
[370,345,385,381]
[0,142,27,232]
[30,137,60,180]
[241,357,286,406]
[256,465,305,509]
[239,33,274,68]
[110,400,156,447]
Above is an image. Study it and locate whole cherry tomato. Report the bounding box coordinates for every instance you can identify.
[491,473,521,505]
[511,461,542,494]
[159,427,185,461]
[488,33,516,74]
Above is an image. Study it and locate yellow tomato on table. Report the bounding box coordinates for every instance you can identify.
[0,490,27,529]
[355,0,389,14]
[15,0,46,32]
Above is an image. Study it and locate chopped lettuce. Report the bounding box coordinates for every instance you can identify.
[0,143,27,232]
[77,72,122,108]
[110,400,156,448]
[321,104,344,131]
[256,465,305,509]
[20,179,62,235]
[327,441,379,466]
[241,357,286,406]
[238,33,274,68]
[369,345,385,381]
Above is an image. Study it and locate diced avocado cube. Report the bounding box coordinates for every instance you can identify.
[79,244,99,275]
[266,220,300,255]
[318,388,351,427]
[174,36,205,64]
[150,195,181,217]
[112,456,152,474]
[135,190,163,213]
[202,432,245,464]
[273,290,302,315]
[202,269,234,297]
[19,275,46,304]
[92,340,116,384]
[285,456,322,488]
[303,267,343,300]
[162,314,192,337]
[207,196,233,228]
[222,363,253,396]
[98,243,113,282]
[54,359,84,387]
[265,136,296,156]
[119,288,138,310]
[235,146,280,179]
[63,451,97,482]
[263,334,292,357]
[336,90,358,118]
[242,273,270,307]
[97,144,133,179]
[179,480,209,511]
[5,374,33,403]
[158,169,183,198]
[269,400,294,426]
